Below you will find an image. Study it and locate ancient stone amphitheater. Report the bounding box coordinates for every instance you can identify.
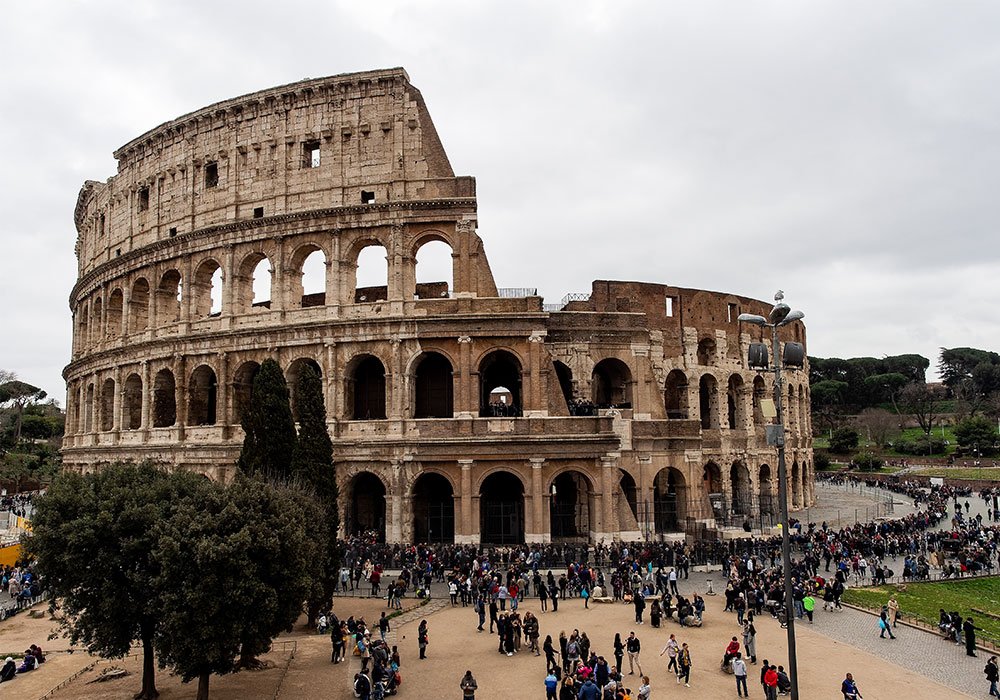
[64,68,814,544]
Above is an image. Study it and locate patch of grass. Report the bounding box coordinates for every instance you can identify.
[842,578,1000,645]
[911,467,1000,482]
[813,436,830,449]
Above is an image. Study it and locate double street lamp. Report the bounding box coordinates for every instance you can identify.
[738,291,805,700]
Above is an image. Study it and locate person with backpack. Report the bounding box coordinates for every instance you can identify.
[354,671,372,700]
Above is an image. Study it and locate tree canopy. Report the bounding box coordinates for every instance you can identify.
[808,354,929,412]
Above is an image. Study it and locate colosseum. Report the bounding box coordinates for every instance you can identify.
[63,67,814,545]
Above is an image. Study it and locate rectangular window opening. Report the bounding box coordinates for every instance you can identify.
[169,227,177,237]
[99,214,106,237]
[253,206,264,219]
[665,296,674,317]
[204,161,218,188]
[138,187,150,212]
[115,248,122,257]
[728,302,739,323]
[361,190,376,204]
[303,140,321,168]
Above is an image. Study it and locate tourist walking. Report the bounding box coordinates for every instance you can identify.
[733,653,749,697]
[878,608,896,639]
[660,633,679,677]
[418,619,429,659]
[985,655,999,697]
[626,631,643,675]
[460,670,478,699]
[841,672,863,699]
[678,642,692,687]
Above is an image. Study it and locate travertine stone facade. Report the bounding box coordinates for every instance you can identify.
[64,68,814,544]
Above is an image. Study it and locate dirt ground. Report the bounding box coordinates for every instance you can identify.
[0,594,972,699]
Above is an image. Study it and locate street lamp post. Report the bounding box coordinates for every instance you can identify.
[739,291,805,700]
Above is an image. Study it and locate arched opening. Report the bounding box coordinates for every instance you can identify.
[727,374,745,429]
[99,378,115,432]
[653,467,688,533]
[106,289,123,339]
[697,337,716,366]
[84,383,94,432]
[251,257,272,308]
[129,279,150,333]
[618,469,639,525]
[412,472,454,543]
[232,361,261,425]
[188,365,218,426]
[791,461,802,508]
[123,373,143,430]
[354,244,388,302]
[703,462,723,520]
[479,350,522,417]
[413,352,453,418]
[152,369,176,428]
[798,385,808,436]
[92,297,103,340]
[553,361,579,414]
[759,464,775,524]
[156,270,182,325]
[77,301,90,347]
[787,384,797,431]
[730,461,752,517]
[550,471,592,541]
[348,472,386,541]
[414,239,453,299]
[479,471,524,544]
[286,357,322,421]
[699,374,719,429]
[664,369,689,419]
[346,355,387,420]
[291,246,326,308]
[753,375,766,425]
[192,259,223,318]
[591,358,633,408]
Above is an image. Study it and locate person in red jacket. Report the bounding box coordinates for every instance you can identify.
[723,636,741,667]
[763,664,779,700]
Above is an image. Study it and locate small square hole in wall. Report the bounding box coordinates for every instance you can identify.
[253,207,264,219]
[115,248,122,257]
[361,190,375,204]
[204,161,218,188]
[169,227,177,237]
[138,187,150,212]
[303,140,321,168]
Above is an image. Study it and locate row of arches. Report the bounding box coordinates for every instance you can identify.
[344,460,813,544]
[74,238,456,353]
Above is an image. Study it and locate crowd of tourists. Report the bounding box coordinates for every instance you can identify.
[1,564,43,618]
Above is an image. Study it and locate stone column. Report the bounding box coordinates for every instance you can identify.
[140,361,151,441]
[456,336,474,417]
[526,332,546,416]
[174,355,187,441]
[325,342,338,425]
[601,456,617,541]
[389,337,403,419]
[111,367,122,442]
[458,460,474,544]
[388,460,403,543]
[327,231,341,316]
[217,352,229,439]
[528,458,547,543]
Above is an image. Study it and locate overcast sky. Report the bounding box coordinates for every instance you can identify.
[3,1,1000,404]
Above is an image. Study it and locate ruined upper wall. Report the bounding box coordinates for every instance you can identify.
[73,68,473,275]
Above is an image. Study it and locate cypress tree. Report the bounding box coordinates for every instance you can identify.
[237,358,295,479]
[289,363,340,623]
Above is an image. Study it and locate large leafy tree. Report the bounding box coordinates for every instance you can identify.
[289,364,340,623]
[153,474,314,699]
[26,463,210,700]
[0,379,47,444]
[952,416,999,456]
[237,358,295,479]
[899,381,940,435]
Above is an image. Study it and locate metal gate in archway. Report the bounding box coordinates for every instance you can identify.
[417,500,455,543]
[481,499,524,544]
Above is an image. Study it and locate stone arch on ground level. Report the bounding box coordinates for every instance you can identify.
[412,472,455,543]
[479,471,524,544]
[759,464,776,524]
[703,462,723,520]
[549,470,593,541]
[653,467,687,533]
[345,354,387,420]
[730,461,752,517]
[791,461,801,508]
[347,471,387,541]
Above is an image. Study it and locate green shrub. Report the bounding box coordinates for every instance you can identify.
[853,452,883,472]
[829,427,860,454]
